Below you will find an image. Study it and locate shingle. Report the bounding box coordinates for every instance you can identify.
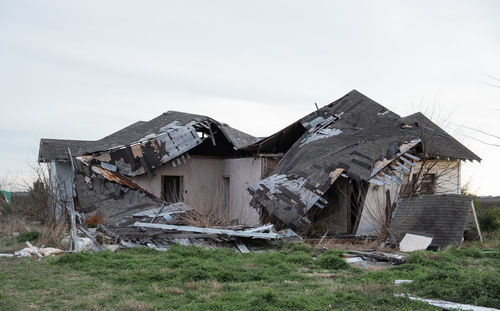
[38,111,257,161]
[400,112,480,162]
[391,194,472,249]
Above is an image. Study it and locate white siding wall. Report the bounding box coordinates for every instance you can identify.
[131,156,262,226]
[49,160,73,216]
[222,158,261,225]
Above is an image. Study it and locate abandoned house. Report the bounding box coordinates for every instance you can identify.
[38,90,480,240]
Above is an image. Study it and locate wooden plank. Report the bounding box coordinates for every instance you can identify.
[400,156,416,167]
[471,201,483,243]
[236,242,250,253]
[403,153,421,161]
[67,148,79,251]
[26,241,43,259]
[78,226,104,250]
[133,222,282,240]
[243,224,274,233]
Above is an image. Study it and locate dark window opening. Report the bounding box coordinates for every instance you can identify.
[420,173,437,194]
[162,175,184,203]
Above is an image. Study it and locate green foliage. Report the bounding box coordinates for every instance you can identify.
[478,206,500,232]
[316,249,349,270]
[15,231,40,243]
[1,241,499,310]
[276,242,313,254]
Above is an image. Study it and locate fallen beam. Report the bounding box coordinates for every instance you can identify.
[133,222,283,240]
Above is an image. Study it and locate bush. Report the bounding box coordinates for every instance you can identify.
[316,249,348,270]
[15,230,40,243]
[478,206,500,232]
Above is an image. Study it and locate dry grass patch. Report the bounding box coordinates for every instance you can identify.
[159,267,171,273]
[116,298,156,311]
[166,286,183,295]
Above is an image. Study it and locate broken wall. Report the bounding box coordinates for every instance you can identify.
[130,156,262,226]
[75,173,161,226]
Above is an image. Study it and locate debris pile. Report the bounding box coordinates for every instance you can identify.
[80,202,302,253]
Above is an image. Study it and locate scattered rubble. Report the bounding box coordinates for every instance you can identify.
[14,242,64,258]
[347,250,406,265]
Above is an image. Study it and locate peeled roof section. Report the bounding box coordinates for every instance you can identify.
[249,90,424,227]
[38,111,258,162]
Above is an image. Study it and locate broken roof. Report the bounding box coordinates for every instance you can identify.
[248,90,479,228]
[39,111,258,163]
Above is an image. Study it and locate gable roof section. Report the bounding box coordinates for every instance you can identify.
[39,111,258,162]
[38,139,95,163]
[249,90,423,227]
[219,124,260,149]
[400,112,480,162]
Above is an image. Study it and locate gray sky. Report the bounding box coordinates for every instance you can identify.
[1,0,499,195]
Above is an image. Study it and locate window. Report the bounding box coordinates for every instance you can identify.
[222,176,230,210]
[420,173,436,194]
[162,175,184,203]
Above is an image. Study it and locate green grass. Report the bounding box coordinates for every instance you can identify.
[0,243,498,310]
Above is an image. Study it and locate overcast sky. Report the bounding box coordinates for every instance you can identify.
[0,0,499,195]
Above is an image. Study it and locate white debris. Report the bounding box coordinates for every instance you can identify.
[345,257,364,264]
[14,245,64,258]
[399,233,433,252]
[395,294,499,311]
[394,279,413,285]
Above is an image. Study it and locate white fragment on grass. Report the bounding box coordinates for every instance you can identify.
[395,294,499,311]
[399,233,433,252]
[345,257,364,264]
[394,280,413,285]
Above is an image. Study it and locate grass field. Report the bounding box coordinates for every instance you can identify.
[1,242,499,311]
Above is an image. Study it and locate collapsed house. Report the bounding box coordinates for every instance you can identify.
[38,90,481,249]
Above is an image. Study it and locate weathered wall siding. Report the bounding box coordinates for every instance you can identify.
[131,156,261,226]
[356,181,401,236]
[412,160,460,194]
[222,157,261,226]
[131,156,224,208]
[49,160,73,216]
[356,160,461,236]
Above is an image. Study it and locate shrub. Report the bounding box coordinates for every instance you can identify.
[478,206,500,232]
[83,214,104,228]
[316,249,348,270]
[15,230,40,243]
